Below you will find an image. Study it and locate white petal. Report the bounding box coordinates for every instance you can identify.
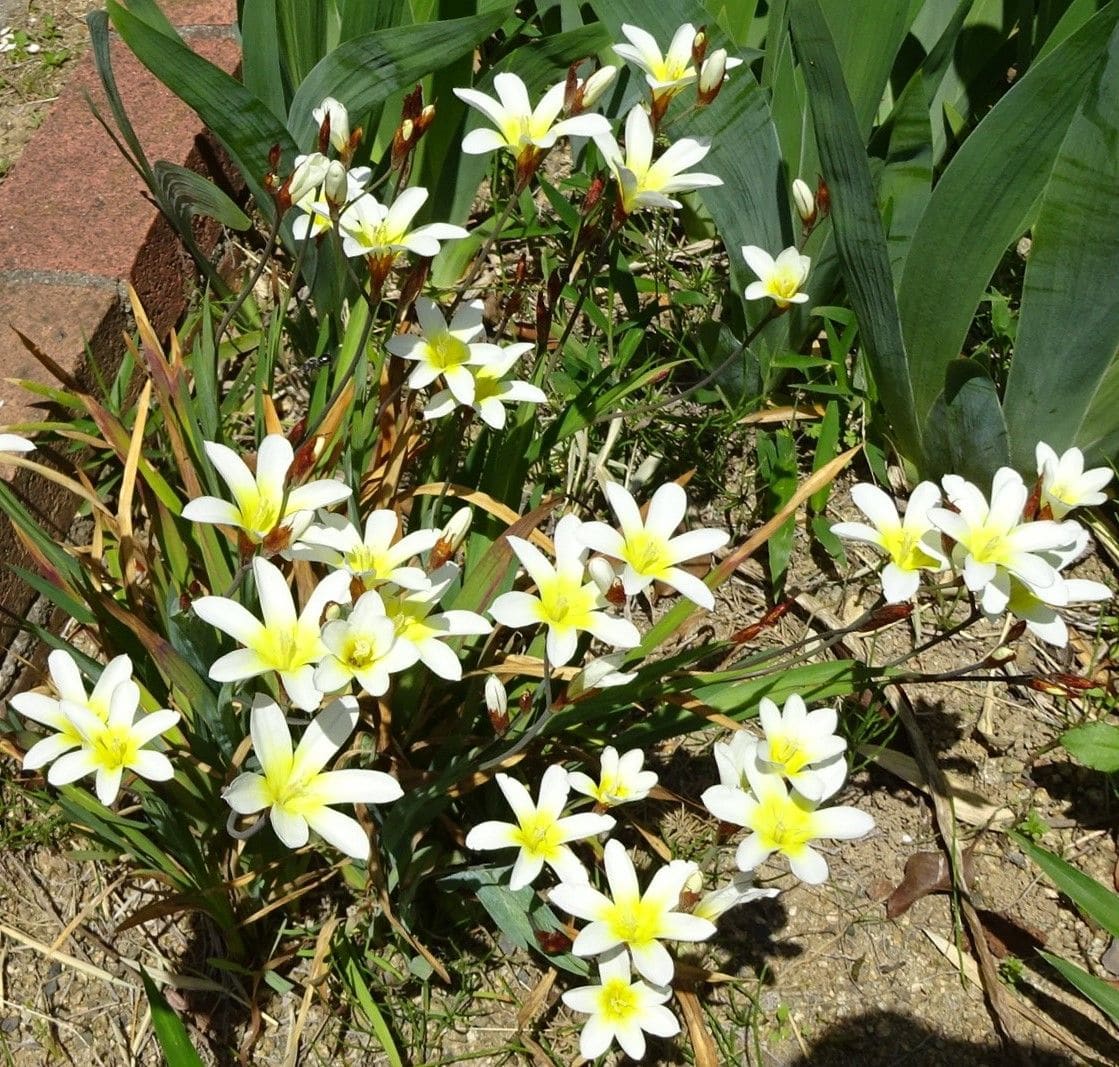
[316,768,403,805]
[270,807,310,849]
[305,807,370,858]
[224,772,270,814]
[292,697,357,779]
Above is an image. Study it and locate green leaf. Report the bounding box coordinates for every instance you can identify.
[1060,722,1119,773]
[1003,19,1119,469]
[897,2,1119,434]
[334,936,405,1067]
[923,359,1009,483]
[789,0,923,466]
[140,966,206,1066]
[152,162,252,231]
[1012,833,1119,939]
[239,0,288,119]
[1040,950,1119,1025]
[286,10,512,151]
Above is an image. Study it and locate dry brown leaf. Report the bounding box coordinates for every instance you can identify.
[885,849,976,918]
[676,987,719,1067]
[515,967,556,1030]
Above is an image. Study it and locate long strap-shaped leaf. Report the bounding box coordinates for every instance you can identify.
[897,1,1119,429]
[1003,18,1119,468]
[789,0,923,467]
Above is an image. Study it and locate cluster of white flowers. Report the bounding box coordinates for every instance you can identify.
[832,444,1113,646]
[466,689,870,1060]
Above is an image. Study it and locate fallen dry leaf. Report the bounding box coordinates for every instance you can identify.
[885,850,976,918]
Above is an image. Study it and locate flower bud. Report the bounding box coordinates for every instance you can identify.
[983,645,1017,668]
[287,152,329,204]
[698,48,728,105]
[577,65,617,111]
[484,674,507,718]
[792,177,816,226]
[417,104,436,134]
[567,654,637,699]
[588,556,617,596]
[431,508,472,568]
[313,96,350,155]
[691,27,708,68]
[323,160,348,207]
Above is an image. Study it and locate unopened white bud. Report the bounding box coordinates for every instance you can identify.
[399,118,414,144]
[441,508,471,549]
[568,653,637,698]
[792,178,816,224]
[579,65,617,110]
[323,160,348,206]
[699,48,728,96]
[288,152,329,203]
[313,96,350,154]
[484,674,507,717]
[588,556,618,596]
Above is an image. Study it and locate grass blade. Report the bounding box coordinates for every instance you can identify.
[139,966,206,1067]
[1012,833,1119,939]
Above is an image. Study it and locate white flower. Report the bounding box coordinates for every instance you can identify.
[465,765,615,890]
[489,514,640,667]
[421,340,545,429]
[568,746,658,807]
[11,651,134,772]
[580,481,729,610]
[791,178,816,224]
[386,297,491,404]
[755,695,847,802]
[484,675,507,717]
[1036,442,1112,519]
[614,23,713,98]
[193,556,351,711]
[574,65,617,111]
[290,156,370,240]
[702,760,874,885]
[454,72,610,159]
[693,872,780,922]
[0,433,34,452]
[287,152,330,204]
[550,839,716,985]
[46,682,179,806]
[291,509,438,591]
[314,589,419,696]
[182,434,351,546]
[831,481,947,603]
[561,951,679,1062]
[566,653,638,699]
[594,106,721,215]
[380,565,491,681]
[931,469,1082,615]
[223,694,402,859]
[312,96,350,154]
[339,187,467,261]
[742,245,811,308]
[713,729,758,790]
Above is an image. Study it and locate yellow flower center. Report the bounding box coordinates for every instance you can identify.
[511,810,563,859]
[473,370,502,403]
[427,332,471,372]
[622,529,672,578]
[385,597,437,644]
[253,623,322,672]
[235,489,284,540]
[535,574,597,629]
[604,896,662,947]
[345,543,392,581]
[880,526,940,572]
[753,792,816,855]
[766,266,803,304]
[767,734,810,776]
[344,635,380,670]
[960,523,1012,566]
[596,978,640,1023]
[90,725,138,772]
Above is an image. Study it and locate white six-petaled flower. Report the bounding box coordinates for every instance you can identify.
[568,745,658,807]
[831,481,947,603]
[11,649,133,772]
[550,839,716,986]
[465,764,615,890]
[182,434,351,545]
[223,694,402,859]
[314,589,420,697]
[1036,442,1112,519]
[47,681,179,806]
[421,340,545,429]
[742,245,811,309]
[193,556,351,711]
[613,23,741,101]
[339,187,467,262]
[755,694,847,803]
[489,514,640,667]
[701,757,874,885]
[594,105,722,215]
[454,72,610,161]
[561,951,679,1062]
[580,481,729,610]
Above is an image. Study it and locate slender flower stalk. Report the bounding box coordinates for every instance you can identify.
[193,556,351,711]
[465,765,615,890]
[580,482,729,609]
[549,839,716,985]
[223,694,402,858]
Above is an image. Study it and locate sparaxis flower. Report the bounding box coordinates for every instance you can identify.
[755,694,847,803]
[465,764,615,890]
[831,481,947,603]
[421,339,545,428]
[224,694,402,858]
[561,951,679,1062]
[182,434,351,546]
[314,589,420,697]
[1036,442,1112,519]
[47,681,179,806]
[693,872,780,922]
[489,514,640,667]
[550,838,716,985]
[193,556,351,711]
[594,106,721,215]
[742,245,811,308]
[613,23,741,102]
[339,187,467,262]
[568,745,658,807]
[580,481,729,609]
[386,297,491,405]
[701,759,874,885]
